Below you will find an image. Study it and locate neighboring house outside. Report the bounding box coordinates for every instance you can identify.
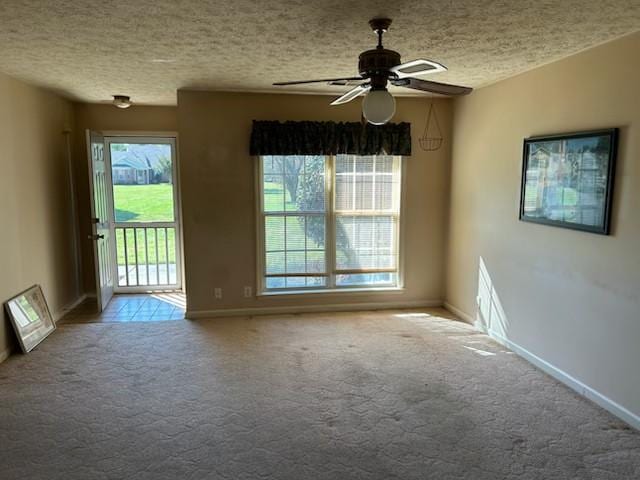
[112,164,153,185]
[111,144,170,185]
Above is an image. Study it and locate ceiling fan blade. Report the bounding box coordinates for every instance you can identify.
[328,79,366,86]
[273,76,364,86]
[392,77,472,96]
[390,59,447,79]
[330,84,371,106]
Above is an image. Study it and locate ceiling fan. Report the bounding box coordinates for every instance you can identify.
[274,18,472,125]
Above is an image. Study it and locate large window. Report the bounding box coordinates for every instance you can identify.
[259,155,402,292]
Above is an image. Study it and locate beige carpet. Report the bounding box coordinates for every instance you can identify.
[0,309,638,479]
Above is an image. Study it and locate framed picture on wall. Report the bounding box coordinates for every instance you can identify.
[519,129,618,235]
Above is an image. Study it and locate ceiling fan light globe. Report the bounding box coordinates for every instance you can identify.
[362,89,395,125]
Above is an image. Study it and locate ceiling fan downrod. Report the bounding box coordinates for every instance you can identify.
[369,17,392,49]
[359,18,401,90]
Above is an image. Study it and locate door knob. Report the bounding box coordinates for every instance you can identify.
[88,234,105,240]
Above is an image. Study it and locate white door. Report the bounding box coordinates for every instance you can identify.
[87,131,115,311]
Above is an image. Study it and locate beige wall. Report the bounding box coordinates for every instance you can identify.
[177,91,452,313]
[447,32,640,416]
[72,103,177,293]
[0,72,76,357]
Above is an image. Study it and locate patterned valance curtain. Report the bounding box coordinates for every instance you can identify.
[250,121,411,156]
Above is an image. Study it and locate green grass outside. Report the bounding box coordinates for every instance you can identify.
[263,181,297,212]
[263,181,324,275]
[115,227,176,267]
[112,183,176,266]
[113,184,174,222]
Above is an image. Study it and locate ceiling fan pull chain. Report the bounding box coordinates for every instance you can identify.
[420,101,444,151]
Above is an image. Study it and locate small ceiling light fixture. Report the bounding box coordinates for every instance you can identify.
[112,95,132,109]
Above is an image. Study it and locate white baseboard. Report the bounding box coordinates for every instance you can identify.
[54,294,87,322]
[443,301,640,431]
[187,299,443,319]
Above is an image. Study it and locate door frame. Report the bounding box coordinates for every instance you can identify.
[102,133,184,293]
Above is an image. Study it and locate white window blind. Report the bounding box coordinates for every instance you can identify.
[334,155,401,287]
[259,154,402,291]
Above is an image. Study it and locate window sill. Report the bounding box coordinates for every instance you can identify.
[258,286,405,297]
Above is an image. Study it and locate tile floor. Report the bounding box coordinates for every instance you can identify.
[59,293,186,324]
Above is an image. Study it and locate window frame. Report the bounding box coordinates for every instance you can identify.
[255,155,405,295]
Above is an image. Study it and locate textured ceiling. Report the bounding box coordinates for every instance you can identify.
[0,0,639,105]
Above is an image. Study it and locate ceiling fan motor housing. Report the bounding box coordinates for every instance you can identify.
[359,49,401,89]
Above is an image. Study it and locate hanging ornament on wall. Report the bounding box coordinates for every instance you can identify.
[419,101,443,151]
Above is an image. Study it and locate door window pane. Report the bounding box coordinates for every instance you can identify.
[110,143,175,222]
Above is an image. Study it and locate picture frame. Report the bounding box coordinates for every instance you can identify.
[4,285,56,353]
[519,129,618,235]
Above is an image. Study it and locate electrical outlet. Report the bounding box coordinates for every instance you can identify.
[214,288,222,299]
[243,286,252,298]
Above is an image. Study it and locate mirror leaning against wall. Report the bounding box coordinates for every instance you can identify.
[4,285,55,353]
